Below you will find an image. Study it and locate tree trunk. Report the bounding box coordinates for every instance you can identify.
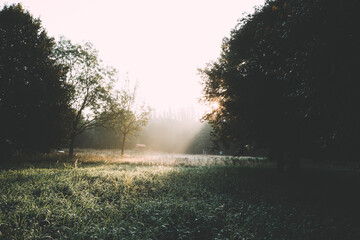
[69,134,75,157]
[121,134,126,156]
[269,146,284,172]
[289,156,300,173]
[276,152,285,172]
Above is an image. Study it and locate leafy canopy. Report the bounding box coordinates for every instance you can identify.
[54,37,117,156]
[103,79,151,155]
[0,4,72,158]
[201,0,360,160]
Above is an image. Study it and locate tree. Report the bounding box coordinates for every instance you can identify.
[200,0,360,170]
[186,122,214,154]
[53,38,116,157]
[0,4,71,160]
[104,81,151,156]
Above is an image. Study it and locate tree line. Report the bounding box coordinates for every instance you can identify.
[0,4,150,161]
[73,117,215,155]
[200,0,360,170]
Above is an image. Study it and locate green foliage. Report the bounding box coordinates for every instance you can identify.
[104,80,151,155]
[1,153,360,239]
[74,126,121,149]
[53,37,117,156]
[201,0,360,163]
[0,4,72,158]
[186,122,215,154]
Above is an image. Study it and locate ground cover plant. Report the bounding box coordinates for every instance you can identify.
[1,151,360,239]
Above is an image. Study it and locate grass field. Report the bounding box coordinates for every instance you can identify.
[1,150,360,239]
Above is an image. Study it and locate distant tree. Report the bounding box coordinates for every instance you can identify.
[53,38,116,157]
[0,4,72,160]
[74,126,120,149]
[186,122,214,154]
[200,0,360,170]
[104,82,151,156]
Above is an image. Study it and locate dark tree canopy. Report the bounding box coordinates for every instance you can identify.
[201,0,360,168]
[0,4,72,159]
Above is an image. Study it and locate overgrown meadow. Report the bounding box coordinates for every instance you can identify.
[1,150,359,239]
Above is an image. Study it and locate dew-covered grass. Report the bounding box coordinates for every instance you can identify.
[1,150,359,239]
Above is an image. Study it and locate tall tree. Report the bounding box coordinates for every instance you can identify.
[54,38,116,157]
[0,4,71,160]
[201,0,360,170]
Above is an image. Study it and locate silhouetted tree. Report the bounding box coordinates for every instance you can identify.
[201,0,360,170]
[0,4,72,160]
[54,38,116,157]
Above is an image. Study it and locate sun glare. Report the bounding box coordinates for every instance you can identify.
[8,0,264,116]
[210,101,220,111]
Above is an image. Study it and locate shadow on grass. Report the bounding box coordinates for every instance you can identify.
[1,153,360,239]
[159,166,360,239]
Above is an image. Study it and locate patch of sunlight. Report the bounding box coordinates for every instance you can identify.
[73,149,267,168]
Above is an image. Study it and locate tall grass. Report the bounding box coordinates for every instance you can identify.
[0,151,359,239]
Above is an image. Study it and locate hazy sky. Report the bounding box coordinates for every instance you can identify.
[3,0,264,114]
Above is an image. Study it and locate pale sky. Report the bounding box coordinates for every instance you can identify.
[3,0,264,114]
